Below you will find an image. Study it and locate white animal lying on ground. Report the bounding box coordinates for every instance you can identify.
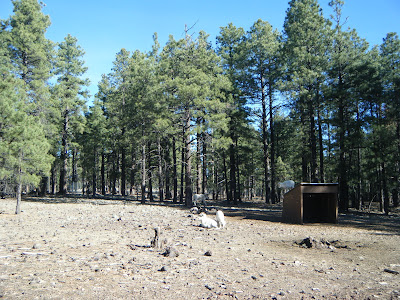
[278,180,295,190]
[193,194,208,207]
[199,212,218,229]
[216,210,226,228]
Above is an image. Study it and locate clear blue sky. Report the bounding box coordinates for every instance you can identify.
[1,0,399,103]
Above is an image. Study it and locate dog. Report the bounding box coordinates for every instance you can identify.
[193,194,208,207]
[216,210,226,228]
[199,212,218,229]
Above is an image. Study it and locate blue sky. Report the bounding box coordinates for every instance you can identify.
[1,0,399,103]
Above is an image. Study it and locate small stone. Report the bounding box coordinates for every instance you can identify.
[159,266,168,272]
[205,284,213,290]
[204,250,212,256]
[128,257,135,264]
[162,247,179,258]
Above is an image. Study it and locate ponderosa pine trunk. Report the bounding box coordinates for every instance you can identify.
[394,121,400,208]
[15,181,22,215]
[180,133,185,203]
[235,139,241,202]
[101,151,106,195]
[317,108,325,183]
[299,98,309,182]
[141,139,146,204]
[381,162,390,215]
[50,163,56,195]
[213,152,218,201]
[202,133,207,194]
[147,141,154,202]
[172,136,178,203]
[92,148,97,197]
[130,149,136,195]
[40,176,48,196]
[111,151,118,195]
[196,131,202,194]
[268,85,276,204]
[338,93,349,212]
[229,143,237,204]
[309,100,318,183]
[164,141,170,200]
[121,146,126,196]
[72,149,78,193]
[59,111,69,195]
[223,152,230,202]
[184,108,193,207]
[158,137,164,202]
[261,82,270,204]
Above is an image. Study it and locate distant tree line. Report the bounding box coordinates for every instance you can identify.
[1,0,399,214]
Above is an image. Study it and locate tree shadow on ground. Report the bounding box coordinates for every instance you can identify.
[21,195,400,236]
[337,210,400,236]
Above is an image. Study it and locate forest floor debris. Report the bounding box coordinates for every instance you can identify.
[0,196,400,299]
[296,237,350,250]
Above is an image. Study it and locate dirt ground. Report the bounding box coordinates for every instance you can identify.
[1,196,399,300]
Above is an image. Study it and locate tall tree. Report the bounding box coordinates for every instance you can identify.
[110,49,132,195]
[161,30,230,206]
[380,32,400,208]
[244,19,281,204]
[0,98,53,214]
[4,0,56,194]
[80,100,107,196]
[360,48,389,214]
[0,33,53,213]
[283,0,331,183]
[327,0,370,211]
[216,23,248,203]
[6,0,53,100]
[95,74,113,195]
[54,34,89,194]
[125,49,159,202]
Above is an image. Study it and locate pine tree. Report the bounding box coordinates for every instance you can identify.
[161,30,230,206]
[380,32,400,208]
[95,74,113,195]
[6,0,53,114]
[283,0,331,182]
[216,23,248,203]
[1,4,53,213]
[244,19,281,204]
[108,48,132,196]
[0,45,52,213]
[3,0,57,195]
[327,0,371,211]
[54,34,89,194]
[80,100,107,196]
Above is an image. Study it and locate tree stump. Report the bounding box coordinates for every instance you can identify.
[150,227,168,250]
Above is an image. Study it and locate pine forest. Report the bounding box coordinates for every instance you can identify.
[1,0,399,215]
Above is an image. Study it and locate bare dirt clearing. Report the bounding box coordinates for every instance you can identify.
[1,197,399,299]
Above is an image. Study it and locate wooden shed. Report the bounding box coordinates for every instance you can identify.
[282,183,339,224]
